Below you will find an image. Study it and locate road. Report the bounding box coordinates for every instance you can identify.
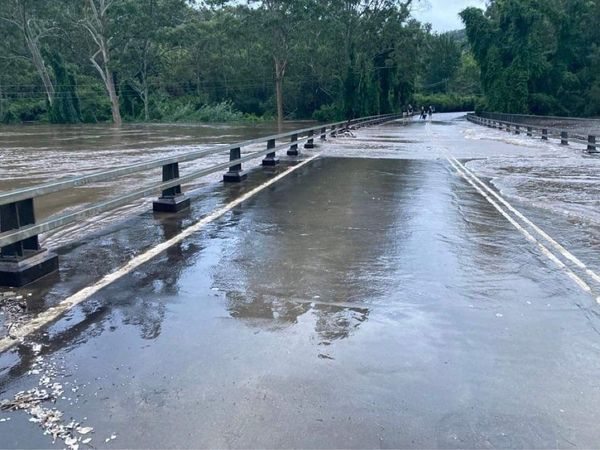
[1,113,600,448]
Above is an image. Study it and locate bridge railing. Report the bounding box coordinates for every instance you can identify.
[0,112,406,286]
[466,113,599,152]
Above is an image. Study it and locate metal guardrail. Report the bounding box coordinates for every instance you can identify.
[0,113,405,286]
[467,113,599,151]
[478,111,599,124]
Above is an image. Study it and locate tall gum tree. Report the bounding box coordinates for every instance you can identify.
[81,0,122,126]
[114,0,190,121]
[0,0,56,106]
[215,0,313,128]
[254,0,312,128]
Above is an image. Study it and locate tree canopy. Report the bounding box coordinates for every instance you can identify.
[0,0,480,125]
[461,0,600,116]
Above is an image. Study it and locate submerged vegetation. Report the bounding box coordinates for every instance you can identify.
[0,0,482,126]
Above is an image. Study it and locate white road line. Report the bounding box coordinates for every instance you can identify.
[448,154,600,286]
[424,122,598,299]
[445,156,592,294]
[0,155,320,354]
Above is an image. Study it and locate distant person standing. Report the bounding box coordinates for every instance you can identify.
[421,107,426,120]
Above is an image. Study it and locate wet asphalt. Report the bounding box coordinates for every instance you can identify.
[1,115,600,448]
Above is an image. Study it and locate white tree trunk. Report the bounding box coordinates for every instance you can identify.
[274,58,286,130]
[84,0,122,126]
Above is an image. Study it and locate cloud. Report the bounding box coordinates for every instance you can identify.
[413,0,486,32]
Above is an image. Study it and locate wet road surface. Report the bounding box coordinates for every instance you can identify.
[1,114,600,448]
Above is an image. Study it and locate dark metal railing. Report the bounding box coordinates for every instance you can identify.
[467,113,599,153]
[0,112,405,286]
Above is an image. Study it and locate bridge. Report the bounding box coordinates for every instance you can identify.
[1,113,600,448]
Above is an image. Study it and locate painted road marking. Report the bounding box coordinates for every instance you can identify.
[448,154,600,286]
[444,155,592,294]
[0,155,321,354]
[428,121,598,300]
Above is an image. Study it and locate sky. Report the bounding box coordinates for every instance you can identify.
[413,0,486,32]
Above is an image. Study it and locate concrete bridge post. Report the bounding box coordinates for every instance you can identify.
[588,135,597,153]
[515,125,520,135]
[287,134,299,156]
[320,127,327,141]
[304,130,315,149]
[527,127,532,137]
[331,125,337,137]
[561,131,569,145]
[542,129,548,140]
[0,199,58,286]
[153,162,191,212]
[262,139,279,166]
[223,147,247,182]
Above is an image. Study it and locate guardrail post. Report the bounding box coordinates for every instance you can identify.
[287,134,299,156]
[542,129,548,140]
[515,125,520,135]
[0,198,58,286]
[223,147,247,182]
[331,124,337,137]
[262,139,279,166]
[153,162,190,212]
[304,130,315,149]
[561,131,569,145]
[506,124,511,133]
[320,127,327,141]
[527,127,532,137]
[588,135,597,153]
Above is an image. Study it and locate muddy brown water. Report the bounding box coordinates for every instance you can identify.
[0,121,314,247]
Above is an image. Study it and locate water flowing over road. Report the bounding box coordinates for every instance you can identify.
[1,113,600,448]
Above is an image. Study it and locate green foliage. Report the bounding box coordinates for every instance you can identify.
[76,76,112,123]
[48,54,82,124]
[461,0,600,116]
[413,93,479,112]
[421,33,462,93]
[0,0,451,125]
[157,99,263,123]
[2,99,48,123]
[312,103,343,122]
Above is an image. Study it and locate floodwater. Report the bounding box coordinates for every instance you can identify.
[0,121,313,247]
[1,114,600,448]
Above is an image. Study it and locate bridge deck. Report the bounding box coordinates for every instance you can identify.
[1,115,600,448]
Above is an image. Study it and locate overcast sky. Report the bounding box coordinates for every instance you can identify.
[413,0,486,32]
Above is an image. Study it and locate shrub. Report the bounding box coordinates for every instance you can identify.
[312,103,343,122]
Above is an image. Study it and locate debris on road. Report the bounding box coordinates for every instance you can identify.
[0,290,31,338]
[0,341,95,450]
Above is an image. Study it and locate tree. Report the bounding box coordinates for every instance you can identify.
[421,33,461,93]
[48,53,82,123]
[460,0,600,116]
[0,0,57,105]
[81,0,122,126]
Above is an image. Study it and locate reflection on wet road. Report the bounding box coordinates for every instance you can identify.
[1,114,600,448]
